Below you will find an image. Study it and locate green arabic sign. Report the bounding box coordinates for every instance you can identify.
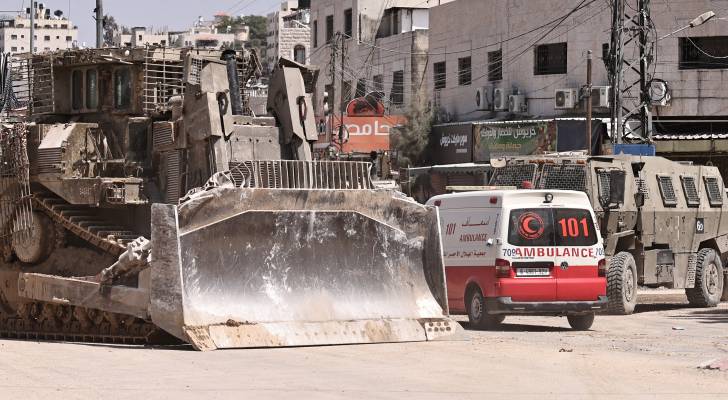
[473,121,557,162]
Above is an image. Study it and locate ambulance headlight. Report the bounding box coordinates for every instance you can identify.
[544,193,554,203]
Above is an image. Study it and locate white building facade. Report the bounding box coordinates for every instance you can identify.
[0,3,77,53]
[427,0,728,124]
[309,0,453,116]
[114,27,169,48]
[266,1,311,73]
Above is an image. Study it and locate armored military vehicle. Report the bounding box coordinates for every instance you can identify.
[490,154,728,314]
[0,47,457,350]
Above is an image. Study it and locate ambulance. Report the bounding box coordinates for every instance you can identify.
[427,190,608,330]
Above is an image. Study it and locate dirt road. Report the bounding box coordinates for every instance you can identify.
[1,292,726,400]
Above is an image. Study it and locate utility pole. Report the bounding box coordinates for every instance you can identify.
[586,50,592,155]
[608,0,652,144]
[95,0,103,48]
[338,33,347,143]
[29,1,34,54]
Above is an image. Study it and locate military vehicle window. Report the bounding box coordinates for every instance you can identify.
[596,169,611,205]
[704,176,724,207]
[114,68,132,109]
[680,176,700,207]
[657,175,678,207]
[71,70,83,110]
[85,69,98,109]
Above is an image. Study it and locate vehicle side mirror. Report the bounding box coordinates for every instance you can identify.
[608,170,626,208]
[486,238,494,246]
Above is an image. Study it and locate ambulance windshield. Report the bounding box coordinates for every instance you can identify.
[508,208,597,247]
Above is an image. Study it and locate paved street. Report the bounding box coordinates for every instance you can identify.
[0,291,726,400]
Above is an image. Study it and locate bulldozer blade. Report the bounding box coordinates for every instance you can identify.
[149,188,460,350]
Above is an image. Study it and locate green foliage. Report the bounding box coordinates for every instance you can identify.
[390,97,433,167]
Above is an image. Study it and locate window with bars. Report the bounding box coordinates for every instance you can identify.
[534,42,567,75]
[373,75,384,92]
[433,62,446,90]
[680,176,700,207]
[391,70,404,105]
[458,56,471,86]
[356,79,366,98]
[704,176,724,207]
[313,20,318,47]
[679,37,728,70]
[488,50,502,81]
[657,175,678,207]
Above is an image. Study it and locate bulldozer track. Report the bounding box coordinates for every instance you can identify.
[0,194,167,346]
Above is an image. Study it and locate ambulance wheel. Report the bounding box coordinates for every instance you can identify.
[466,287,504,330]
[606,252,638,315]
[686,248,723,308]
[567,314,594,330]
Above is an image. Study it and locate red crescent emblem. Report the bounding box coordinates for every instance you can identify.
[518,212,545,240]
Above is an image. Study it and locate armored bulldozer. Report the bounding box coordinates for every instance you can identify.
[0,47,459,350]
[490,154,728,314]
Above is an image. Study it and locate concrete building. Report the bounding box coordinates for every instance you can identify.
[114,27,168,48]
[0,3,77,53]
[427,0,728,128]
[266,1,311,73]
[169,15,249,50]
[309,1,453,117]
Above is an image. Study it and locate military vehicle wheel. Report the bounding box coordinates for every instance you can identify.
[466,287,505,330]
[607,252,638,315]
[12,211,56,264]
[686,248,724,307]
[567,314,594,330]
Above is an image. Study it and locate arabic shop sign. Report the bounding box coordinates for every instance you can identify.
[473,121,557,162]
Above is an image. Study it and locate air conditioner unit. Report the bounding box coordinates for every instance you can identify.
[591,86,610,108]
[493,88,507,111]
[554,88,578,109]
[476,86,492,111]
[509,94,527,114]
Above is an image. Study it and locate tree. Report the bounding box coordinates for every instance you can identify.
[102,14,120,47]
[390,96,433,167]
[215,15,267,57]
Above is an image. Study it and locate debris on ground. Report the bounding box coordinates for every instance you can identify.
[698,358,728,371]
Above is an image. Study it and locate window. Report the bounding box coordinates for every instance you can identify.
[433,62,446,90]
[56,36,59,39]
[324,83,333,110]
[373,75,384,92]
[71,70,83,110]
[293,45,306,64]
[391,70,404,105]
[680,176,700,207]
[65,36,72,41]
[344,9,353,38]
[10,47,16,52]
[10,34,17,40]
[138,35,143,41]
[341,81,351,110]
[458,56,471,86]
[534,42,567,75]
[114,68,132,109]
[507,208,597,247]
[704,176,724,207]
[356,79,366,97]
[657,175,678,207]
[488,49,502,81]
[679,37,728,69]
[44,35,50,41]
[161,40,166,46]
[326,15,334,44]
[313,20,318,47]
[85,69,98,109]
[602,43,609,63]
